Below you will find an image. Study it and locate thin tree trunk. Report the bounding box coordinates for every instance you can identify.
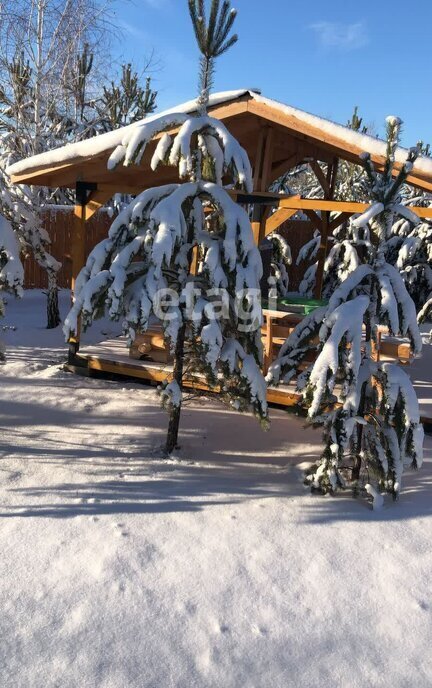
[165,323,186,455]
[353,316,372,482]
[34,0,45,154]
[46,272,61,328]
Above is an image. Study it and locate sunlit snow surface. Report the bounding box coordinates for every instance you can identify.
[0,290,431,688]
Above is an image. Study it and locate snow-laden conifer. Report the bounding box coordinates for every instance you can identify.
[0,144,61,328]
[64,0,268,454]
[0,213,24,358]
[268,116,424,502]
[267,232,291,296]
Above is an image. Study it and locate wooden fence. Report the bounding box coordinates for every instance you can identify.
[24,208,112,289]
[24,210,315,291]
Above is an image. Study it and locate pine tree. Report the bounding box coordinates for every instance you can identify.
[0,213,24,358]
[267,117,424,504]
[188,0,238,114]
[64,0,268,455]
[99,66,157,132]
[0,134,62,328]
[387,217,432,318]
[0,3,158,327]
[268,106,372,300]
[267,232,292,297]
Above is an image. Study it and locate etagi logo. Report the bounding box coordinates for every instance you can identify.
[152,287,263,333]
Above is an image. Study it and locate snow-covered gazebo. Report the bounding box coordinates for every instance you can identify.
[8,89,432,409]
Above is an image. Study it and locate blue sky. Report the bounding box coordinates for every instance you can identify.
[114,0,432,146]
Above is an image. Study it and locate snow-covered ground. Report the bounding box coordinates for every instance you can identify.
[1,291,432,688]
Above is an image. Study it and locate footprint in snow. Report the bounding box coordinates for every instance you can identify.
[7,471,22,483]
[184,601,197,617]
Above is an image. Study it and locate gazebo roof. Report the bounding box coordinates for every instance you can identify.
[9,89,432,193]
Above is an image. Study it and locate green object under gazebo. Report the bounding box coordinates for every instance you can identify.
[262,296,328,316]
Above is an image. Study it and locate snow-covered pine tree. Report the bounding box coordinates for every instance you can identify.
[64,0,268,454]
[0,213,24,358]
[267,116,424,504]
[0,138,62,328]
[0,41,65,327]
[269,106,371,300]
[0,7,158,326]
[267,232,291,297]
[386,144,432,324]
[295,231,320,297]
[98,66,158,132]
[386,216,432,319]
[333,106,370,203]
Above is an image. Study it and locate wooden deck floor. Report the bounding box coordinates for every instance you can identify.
[77,336,432,423]
[78,336,301,407]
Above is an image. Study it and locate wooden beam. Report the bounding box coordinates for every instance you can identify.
[314,212,330,298]
[252,128,266,190]
[269,150,305,184]
[259,127,275,191]
[69,188,112,357]
[264,207,298,236]
[309,160,330,197]
[279,198,369,213]
[85,191,113,220]
[303,209,322,232]
[251,204,262,245]
[232,192,432,221]
[277,196,432,220]
[328,212,351,233]
[71,205,86,295]
[329,158,339,198]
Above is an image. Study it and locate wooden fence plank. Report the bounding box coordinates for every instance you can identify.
[23,208,112,289]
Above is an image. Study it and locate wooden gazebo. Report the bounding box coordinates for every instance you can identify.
[9,89,432,408]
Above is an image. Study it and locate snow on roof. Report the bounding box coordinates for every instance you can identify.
[8,88,432,181]
[7,90,250,177]
[252,93,432,178]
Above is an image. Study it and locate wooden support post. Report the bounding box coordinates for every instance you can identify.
[264,314,273,375]
[253,128,266,190]
[68,185,112,363]
[71,204,87,295]
[314,212,330,298]
[251,204,262,245]
[260,127,274,192]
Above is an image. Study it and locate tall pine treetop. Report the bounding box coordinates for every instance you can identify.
[188,0,238,113]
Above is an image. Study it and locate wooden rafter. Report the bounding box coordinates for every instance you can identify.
[309,160,330,198]
[303,209,322,232]
[252,128,266,190]
[270,151,305,183]
[328,212,351,232]
[260,127,275,191]
[329,157,339,198]
[264,207,298,236]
